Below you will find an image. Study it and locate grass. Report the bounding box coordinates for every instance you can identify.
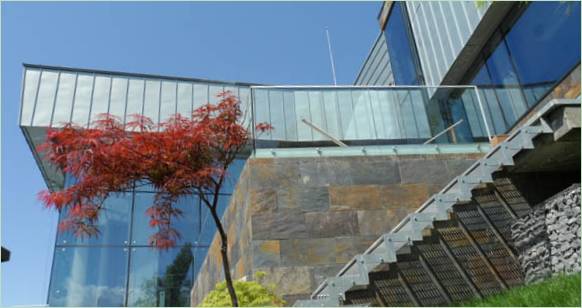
[458,273,581,307]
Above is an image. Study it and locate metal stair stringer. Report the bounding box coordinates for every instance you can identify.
[294,101,578,307]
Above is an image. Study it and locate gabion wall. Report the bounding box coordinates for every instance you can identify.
[511,184,581,283]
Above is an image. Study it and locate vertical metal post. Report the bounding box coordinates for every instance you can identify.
[472,85,493,141]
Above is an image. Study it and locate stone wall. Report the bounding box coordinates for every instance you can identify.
[511,184,581,283]
[190,153,484,306]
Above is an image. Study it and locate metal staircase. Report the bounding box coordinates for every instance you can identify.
[294,100,580,307]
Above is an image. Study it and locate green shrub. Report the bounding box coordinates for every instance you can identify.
[201,272,286,307]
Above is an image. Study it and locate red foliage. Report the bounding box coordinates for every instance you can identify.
[38,92,270,249]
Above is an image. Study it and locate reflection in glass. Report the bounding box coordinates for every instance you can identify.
[55,82,79,122]
[177,83,193,118]
[131,193,200,246]
[89,76,112,126]
[385,2,423,85]
[57,193,132,246]
[21,69,41,125]
[71,74,95,127]
[126,79,145,120]
[127,246,194,307]
[109,78,128,122]
[143,80,161,124]
[193,84,209,111]
[34,71,59,126]
[505,2,581,106]
[48,247,128,307]
[160,81,177,122]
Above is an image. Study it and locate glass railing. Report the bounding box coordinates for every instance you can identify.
[250,85,492,151]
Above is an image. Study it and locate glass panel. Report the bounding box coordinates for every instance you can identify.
[21,68,41,126]
[308,91,327,141]
[337,90,356,139]
[221,158,246,194]
[33,71,59,126]
[238,87,251,127]
[109,78,128,123]
[51,79,72,124]
[89,76,112,126]
[208,85,224,104]
[322,91,340,139]
[127,247,195,307]
[253,89,271,140]
[385,2,423,85]
[351,90,375,140]
[177,83,193,118]
[471,64,507,134]
[397,90,418,139]
[57,193,132,246]
[159,81,177,122]
[283,90,298,141]
[410,89,430,138]
[193,84,209,111]
[268,90,286,140]
[505,1,581,106]
[71,74,94,127]
[368,90,387,139]
[485,41,527,124]
[197,195,230,245]
[293,91,313,141]
[126,79,145,121]
[48,247,128,307]
[131,193,201,246]
[143,80,161,124]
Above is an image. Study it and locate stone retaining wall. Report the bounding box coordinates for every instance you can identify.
[190,153,484,305]
[511,184,581,283]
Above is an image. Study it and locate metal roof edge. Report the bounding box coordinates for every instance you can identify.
[22,63,263,87]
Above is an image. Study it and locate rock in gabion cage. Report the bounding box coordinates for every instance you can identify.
[511,184,581,283]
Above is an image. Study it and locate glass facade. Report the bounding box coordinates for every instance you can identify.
[384,2,424,85]
[48,159,245,307]
[251,86,488,149]
[466,2,581,135]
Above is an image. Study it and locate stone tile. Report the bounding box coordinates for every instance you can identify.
[356,209,405,236]
[349,159,401,185]
[276,185,299,209]
[251,209,308,240]
[446,159,478,179]
[380,183,432,209]
[310,264,345,288]
[329,185,383,210]
[305,211,359,238]
[298,186,330,212]
[335,236,377,264]
[255,266,314,295]
[249,188,277,215]
[280,238,336,266]
[298,158,355,186]
[252,240,281,268]
[398,159,448,185]
[250,158,301,189]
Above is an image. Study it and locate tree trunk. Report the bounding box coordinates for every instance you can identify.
[210,209,239,307]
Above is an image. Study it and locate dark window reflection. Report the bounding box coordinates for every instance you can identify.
[385,2,423,85]
[467,1,581,134]
[48,247,128,307]
[127,246,195,307]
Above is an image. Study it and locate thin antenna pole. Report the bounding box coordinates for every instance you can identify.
[325,27,338,85]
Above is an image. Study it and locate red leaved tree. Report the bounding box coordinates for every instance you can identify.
[38,92,271,307]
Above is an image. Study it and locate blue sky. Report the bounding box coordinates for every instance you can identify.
[1,1,380,306]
